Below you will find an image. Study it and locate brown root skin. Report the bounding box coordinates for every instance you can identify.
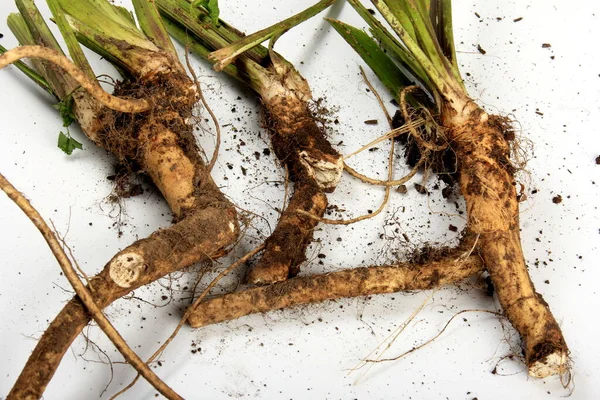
[8,53,240,399]
[265,93,343,192]
[447,110,569,377]
[249,181,327,284]
[247,69,343,285]
[189,242,484,328]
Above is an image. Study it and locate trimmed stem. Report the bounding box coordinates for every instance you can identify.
[209,0,337,71]
[369,0,461,102]
[189,253,484,327]
[16,0,64,53]
[0,46,150,113]
[156,0,269,65]
[439,0,462,82]
[46,0,95,79]
[345,0,430,88]
[132,0,178,55]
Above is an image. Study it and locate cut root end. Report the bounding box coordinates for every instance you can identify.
[528,352,570,379]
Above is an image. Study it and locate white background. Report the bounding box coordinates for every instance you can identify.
[1,1,599,399]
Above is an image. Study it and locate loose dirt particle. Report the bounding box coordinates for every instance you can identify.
[449,224,458,232]
[552,195,562,204]
[595,155,600,164]
[414,183,427,194]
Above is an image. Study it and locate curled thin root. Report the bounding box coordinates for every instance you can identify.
[299,127,399,226]
[343,151,428,187]
[400,85,447,152]
[0,46,150,113]
[359,66,392,126]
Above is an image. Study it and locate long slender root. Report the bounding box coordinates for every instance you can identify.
[0,46,150,113]
[188,248,484,327]
[342,119,425,160]
[359,66,392,126]
[0,173,183,400]
[343,155,425,186]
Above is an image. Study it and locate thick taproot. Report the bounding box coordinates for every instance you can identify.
[449,113,568,377]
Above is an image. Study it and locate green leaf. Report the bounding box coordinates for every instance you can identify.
[53,94,76,127]
[192,0,220,25]
[57,131,83,155]
[327,18,412,100]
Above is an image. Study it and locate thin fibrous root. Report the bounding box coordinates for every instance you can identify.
[188,251,484,328]
[365,309,503,364]
[359,66,392,127]
[342,119,426,160]
[0,46,150,113]
[343,151,427,187]
[184,49,221,173]
[0,173,182,400]
[400,85,448,152]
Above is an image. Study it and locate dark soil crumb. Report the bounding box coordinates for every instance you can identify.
[106,164,145,199]
[595,155,600,164]
[414,183,428,195]
[552,195,563,204]
[0,33,4,39]
[485,276,495,296]
[477,44,486,55]
[449,224,458,232]
[396,185,407,194]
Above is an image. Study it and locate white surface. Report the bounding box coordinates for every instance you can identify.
[1,1,599,399]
